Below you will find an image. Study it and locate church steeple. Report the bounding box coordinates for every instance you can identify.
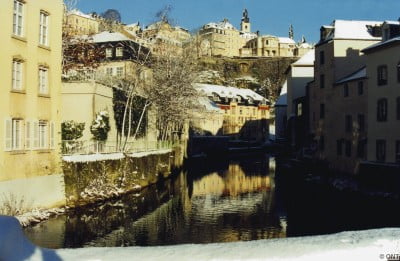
[241,9,251,33]
[289,24,294,39]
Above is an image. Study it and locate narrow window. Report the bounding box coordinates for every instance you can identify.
[397,97,400,120]
[116,67,124,77]
[106,48,113,58]
[38,120,48,149]
[13,0,24,36]
[345,115,352,132]
[39,12,49,46]
[376,139,386,162]
[377,65,388,86]
[5,119,23,151]
[377,98,388,122]
[358,114,365,132]
[358,81,364,95]
[12,60,23,90]
[116,47,123,57]
[297,103,303,116]
[320,103,325,119]
[106,67,113,76]
[38,67,49,95]
[396,140,400,163]
[320,51,325,65]
[320,74,325,89]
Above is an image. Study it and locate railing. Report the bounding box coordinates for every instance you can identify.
[61,139,176,155]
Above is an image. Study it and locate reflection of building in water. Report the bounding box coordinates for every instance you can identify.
[192,163,271,197]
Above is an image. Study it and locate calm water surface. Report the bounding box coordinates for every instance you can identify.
[23,154,400,248]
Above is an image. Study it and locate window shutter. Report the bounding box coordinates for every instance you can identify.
[50,121,55,149]
[25,121,31,149]
[33,120,39,149]
[18,120,23,150]
[5,119,12,151]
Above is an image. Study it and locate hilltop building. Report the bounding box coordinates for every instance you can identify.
[66,9,99,35]
[199,9,312,58]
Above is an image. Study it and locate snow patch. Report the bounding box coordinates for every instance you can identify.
[2,214,400,261]
[63,152,125,163]
[127,149,172,158]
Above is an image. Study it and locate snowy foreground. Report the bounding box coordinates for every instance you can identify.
[1,216,400,261]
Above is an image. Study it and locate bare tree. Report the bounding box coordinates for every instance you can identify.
[251,58,294,102]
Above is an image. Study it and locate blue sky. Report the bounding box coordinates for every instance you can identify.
[76,0,400,43]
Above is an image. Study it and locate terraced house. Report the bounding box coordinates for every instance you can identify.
[0,0,65,209]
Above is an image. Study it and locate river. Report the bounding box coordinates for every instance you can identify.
[23,153,400,249]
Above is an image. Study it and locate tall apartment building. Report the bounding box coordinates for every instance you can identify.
[309,20,382,174]
[362,21,400,167]
[0,0,65,209]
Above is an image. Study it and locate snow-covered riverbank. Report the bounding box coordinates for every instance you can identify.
[1,215,400,261]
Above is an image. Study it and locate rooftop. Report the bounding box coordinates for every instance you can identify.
[91,31,132,43]
[322,20,383,42]
[292,50,315,66]
[362,35,400,53]
[194,83,267,103]
[335,66,366,84]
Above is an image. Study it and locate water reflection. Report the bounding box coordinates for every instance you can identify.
[24,154,283,248]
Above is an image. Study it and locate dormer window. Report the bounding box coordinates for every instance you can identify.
[106,48,112,58]
[116,47,123,57]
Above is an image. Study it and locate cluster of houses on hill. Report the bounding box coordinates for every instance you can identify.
[277,19,400,175]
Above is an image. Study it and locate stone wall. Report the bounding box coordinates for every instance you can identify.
[63,147,184,207]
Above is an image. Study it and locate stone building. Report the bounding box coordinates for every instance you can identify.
[195,83,270,142]
[362,21,400,168]
[198,9,257,57]
[308,19,382,174]
[0,0,65,209]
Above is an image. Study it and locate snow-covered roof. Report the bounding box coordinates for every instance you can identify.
[298,42,313,49]
[68,9,96,20]
[323,20,382,41]
[336,67,366,84]
[383,20,400,25]
[278,37,296,44]
[275,80,287,106]
[198,97,223,112]
[91,31,131,43]
[362,36,400,53]
[195,83,267,103]
[204,19,237,30]
[293,50,315,66]
[240,32,257,39]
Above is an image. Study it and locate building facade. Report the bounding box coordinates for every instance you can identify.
[309,20,382,174]
[0,0,65,209]
[66,9,99,35]
[363,22,400,166]
[285,50,315,149]
[195,83,270,141]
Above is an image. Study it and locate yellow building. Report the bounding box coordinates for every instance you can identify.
[362,22,400,165]
[241,36,297,57]
[66,9,99,35]
[141,21,191,56]
[199,18,255,57]
[195,83,270,141]
[0,0,65,209]
[309,20,382,174]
